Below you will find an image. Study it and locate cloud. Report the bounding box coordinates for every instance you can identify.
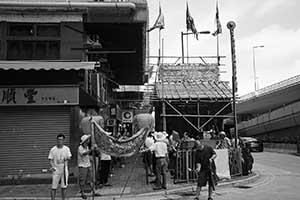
[235,25,300,94]
[254,0,288,17]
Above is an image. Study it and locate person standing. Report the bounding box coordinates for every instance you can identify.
[98,151,112,187]
[194,140,217,200]
[78,135,101,199]
[143,132,155,177]
[216,131,232,149]
[48,134,72,200]
[168,130,180,176]
[149,132,169,190]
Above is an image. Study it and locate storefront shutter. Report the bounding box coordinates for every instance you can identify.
[0,106,71,177]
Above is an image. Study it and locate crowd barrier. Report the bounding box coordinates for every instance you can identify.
[174,148,242,183]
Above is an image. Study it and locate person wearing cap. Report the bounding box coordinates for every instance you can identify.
[148,131,169,190]
[78,134,101,199]
[48,134,72,200]
[216,131,232,149]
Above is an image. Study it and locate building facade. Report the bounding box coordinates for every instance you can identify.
[0,0,148,178]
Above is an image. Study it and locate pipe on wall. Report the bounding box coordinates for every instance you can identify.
[0,1,136,10]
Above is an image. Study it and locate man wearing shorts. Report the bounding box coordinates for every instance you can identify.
[194,140,217,200]
[78,134,101,199]
[48,134,72,200]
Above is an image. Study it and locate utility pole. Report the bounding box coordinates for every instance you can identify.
[227,21,238,148]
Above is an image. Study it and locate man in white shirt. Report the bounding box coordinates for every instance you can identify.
[149,131,168,190]
[78,135,101,199]
[48,134,72,200]
[143,132,155,177]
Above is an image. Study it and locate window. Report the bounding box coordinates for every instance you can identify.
[8,24,34,37]
[7,41,60,60]
[37,24,60,37]
[6,23,61,60]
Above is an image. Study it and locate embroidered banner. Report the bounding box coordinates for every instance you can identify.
[93,122,149,157]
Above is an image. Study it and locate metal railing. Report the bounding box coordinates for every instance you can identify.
[173,147,242,183]
[239,74,300,103]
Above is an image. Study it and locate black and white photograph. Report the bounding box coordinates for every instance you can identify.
[0,0,299,200]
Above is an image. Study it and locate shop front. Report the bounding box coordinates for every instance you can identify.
[0,85,96,178]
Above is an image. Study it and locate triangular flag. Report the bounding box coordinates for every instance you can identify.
[148,4,165,32]
[186,2,198,40]
[212,1,222,36]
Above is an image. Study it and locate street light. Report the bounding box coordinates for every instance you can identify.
[252,45,264,91]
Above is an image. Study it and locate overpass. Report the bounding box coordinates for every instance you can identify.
[236,74,300,144]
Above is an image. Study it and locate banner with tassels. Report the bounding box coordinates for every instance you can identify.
[80,114,153,157]
[93,121,149,157]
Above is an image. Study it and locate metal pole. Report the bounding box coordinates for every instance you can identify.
[227,21,238,148]
[162,38,164,64]
[160,29,166,131]
[217,34,220,66]
[162,67,167,131]
[252,47,257,91]
[186,33,189,63]
[90,118,96,200]
[252,45,264,91]
[181,32,185,63]
[158,29,161,65]
[197,101,200,129]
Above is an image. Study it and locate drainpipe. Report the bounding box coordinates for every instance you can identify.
[0,1,136,10]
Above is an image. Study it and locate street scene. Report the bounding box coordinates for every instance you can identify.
[0,0,300,200]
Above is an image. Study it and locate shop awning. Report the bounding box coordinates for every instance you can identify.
[0,61,96,70]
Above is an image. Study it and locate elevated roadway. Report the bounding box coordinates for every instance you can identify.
[236,75,300,142]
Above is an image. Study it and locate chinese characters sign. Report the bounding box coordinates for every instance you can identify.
[0,87,79,106]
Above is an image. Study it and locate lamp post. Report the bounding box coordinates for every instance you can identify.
[252,45,264,91]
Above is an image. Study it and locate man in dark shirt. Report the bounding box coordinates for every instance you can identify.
[194,140,217,200]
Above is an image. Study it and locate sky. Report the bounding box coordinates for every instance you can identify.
[147,0,300,96]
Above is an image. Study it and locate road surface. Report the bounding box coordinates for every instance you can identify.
[124,152,300,200]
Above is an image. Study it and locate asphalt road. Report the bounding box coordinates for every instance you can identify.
[122,152,300,200]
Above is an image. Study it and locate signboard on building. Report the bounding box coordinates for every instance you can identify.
[121,110,133,123]
[0,86,79,106]
[107,119,117,127]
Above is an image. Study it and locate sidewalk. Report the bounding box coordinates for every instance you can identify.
[0,154,259,200]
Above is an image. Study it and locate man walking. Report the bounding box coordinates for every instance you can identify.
[48,134,72,200]
[194,140,217,200]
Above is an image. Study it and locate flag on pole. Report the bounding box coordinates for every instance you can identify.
[186,2,198,40]
[147,4,165,32]
[212,1,222,36]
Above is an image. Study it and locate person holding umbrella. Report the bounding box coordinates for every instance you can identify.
[48,134,72,200]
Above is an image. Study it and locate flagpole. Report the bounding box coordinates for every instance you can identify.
[181,32,185,63]
[162,37,164,64]
[158,28,161,65]
[186,33,189,64]
[216,0,220,66]
[217,33,220,66]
